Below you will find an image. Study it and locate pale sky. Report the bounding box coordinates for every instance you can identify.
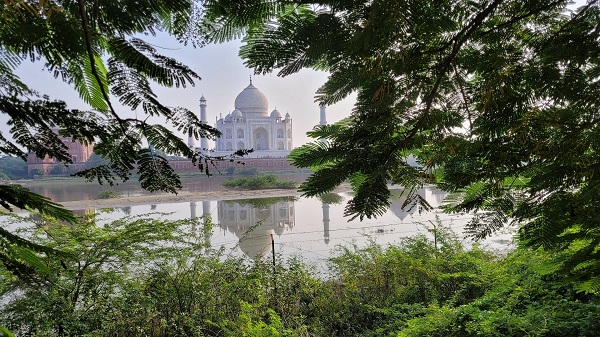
[10,34,356,149]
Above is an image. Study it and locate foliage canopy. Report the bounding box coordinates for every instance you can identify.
[202,0,600,289]
[0,0,237,292]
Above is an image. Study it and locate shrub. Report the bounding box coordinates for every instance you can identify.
[97,190,121,199]
[239,168,259,176]
[226,166,237,175]
[223,174,297,190]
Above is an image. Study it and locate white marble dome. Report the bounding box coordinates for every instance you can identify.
[212,79,293,155]
[234,83,269,116]
[270,108,281,118]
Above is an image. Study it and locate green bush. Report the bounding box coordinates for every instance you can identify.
[226,165,237,175]
[239,168,259,176]
[223,174,297,190]
[97,190,121,199]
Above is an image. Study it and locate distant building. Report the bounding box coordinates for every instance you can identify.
[210,79,293,157]
[26,129,93,175]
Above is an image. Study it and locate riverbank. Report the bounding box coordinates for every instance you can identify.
[59,183,353,210]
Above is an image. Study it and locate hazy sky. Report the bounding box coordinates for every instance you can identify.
[10,34,356,149]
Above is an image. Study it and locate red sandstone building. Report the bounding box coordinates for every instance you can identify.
[26,133,94,175]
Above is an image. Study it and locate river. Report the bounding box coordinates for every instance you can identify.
[16,175,514,266]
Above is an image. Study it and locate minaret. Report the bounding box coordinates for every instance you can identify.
[319,104,327,126]
[199,95,209,152]
[319,104,327,143]
[322,202,330,244]
[187,133,195,149]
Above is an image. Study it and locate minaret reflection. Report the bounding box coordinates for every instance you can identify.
[318,193,343,244]
[189,201,212,249]
[190,201,197,219]
[322,202,330,244]
[202,201,210,217]
[201,201,212,248]
[217,197,295,259]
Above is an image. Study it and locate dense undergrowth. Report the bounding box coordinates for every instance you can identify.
[0,214,598,336]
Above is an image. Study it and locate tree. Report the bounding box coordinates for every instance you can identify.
[202,0,600,289]
[0,156,27,179]
[49,164,66,176]
[0,0,249,295]
[0,212,210,336]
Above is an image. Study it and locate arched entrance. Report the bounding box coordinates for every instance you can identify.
[253,127,269,150]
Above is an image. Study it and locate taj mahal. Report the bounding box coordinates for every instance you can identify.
[28,78,329,174]
[189,78,309,158]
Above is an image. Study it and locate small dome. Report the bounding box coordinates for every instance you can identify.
[270,109,282,118]
[224,113,232,121]
[285,112,291,119]
[231,109,243,117]
[234,83,268,116]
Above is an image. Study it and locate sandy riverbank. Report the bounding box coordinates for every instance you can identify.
[59,184,353,210]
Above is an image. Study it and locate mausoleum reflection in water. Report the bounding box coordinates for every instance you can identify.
[216,197,296,259]
[199,186,460,261]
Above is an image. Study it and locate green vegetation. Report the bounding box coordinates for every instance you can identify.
[0,156,27,179]
[224,174,297,190]
[239,168,260,176]
[202,0,600,290]
[0,0,241,289]
[96,189,122,199]
[226,166,260,176]
[1,215,598,336]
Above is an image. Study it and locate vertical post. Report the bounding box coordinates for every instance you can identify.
[271,233,277,308]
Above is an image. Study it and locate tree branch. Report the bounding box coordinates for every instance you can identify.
[408,0,507,140]
[76,0,129,137]
[481,0,566,35]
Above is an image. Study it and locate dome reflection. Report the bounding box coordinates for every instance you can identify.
[217,197,296,259]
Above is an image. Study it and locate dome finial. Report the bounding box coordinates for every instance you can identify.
[249,74,252,85]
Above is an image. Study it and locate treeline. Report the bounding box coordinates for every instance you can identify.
[0,156,28,179]
[0,215,598,336]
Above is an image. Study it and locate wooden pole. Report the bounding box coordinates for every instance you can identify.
[271,233,277,308]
